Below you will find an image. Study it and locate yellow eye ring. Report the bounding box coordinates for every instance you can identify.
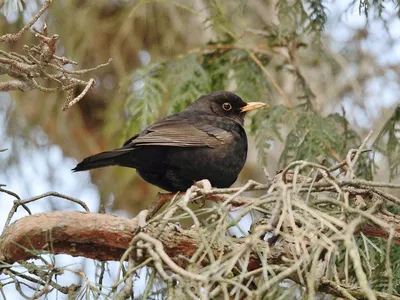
[222,102,232,111]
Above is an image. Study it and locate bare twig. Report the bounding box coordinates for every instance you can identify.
[3,191,90,230]
[62,78,95,111]
[1,7,112,110]
[0,0,52,43]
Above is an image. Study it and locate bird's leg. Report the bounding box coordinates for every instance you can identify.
[194,179,212,193]
[193,179,212,207]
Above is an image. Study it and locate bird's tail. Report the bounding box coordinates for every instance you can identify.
[72,149,130,172]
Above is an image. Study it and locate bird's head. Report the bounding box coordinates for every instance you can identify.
[188,91,267,125]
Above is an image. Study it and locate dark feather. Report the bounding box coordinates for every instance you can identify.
[72,149,131,171]
[122,117,230,148]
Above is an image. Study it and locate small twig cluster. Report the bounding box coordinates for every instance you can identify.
[0,0,112,111]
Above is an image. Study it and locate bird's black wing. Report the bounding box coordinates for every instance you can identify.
[122,117,233,149]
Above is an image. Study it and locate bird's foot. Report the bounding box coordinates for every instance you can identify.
[192,179,212,207]
[194,179,212,193]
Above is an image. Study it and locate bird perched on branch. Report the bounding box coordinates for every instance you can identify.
[73,91,267,192]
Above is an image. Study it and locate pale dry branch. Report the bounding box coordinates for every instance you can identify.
[62,78,95,111]
[0,1,112,110]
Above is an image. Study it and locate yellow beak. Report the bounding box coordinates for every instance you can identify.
[240,102,268,112]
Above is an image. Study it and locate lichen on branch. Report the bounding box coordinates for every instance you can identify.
[0,0,112,111]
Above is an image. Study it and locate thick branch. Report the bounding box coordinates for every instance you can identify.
[0,211,277,267]
[1,210,399,266]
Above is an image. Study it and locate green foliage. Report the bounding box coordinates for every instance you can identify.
[231,52,271,101]
[276,0,327,38]
[358,0,400,18]
[333,235,400,294]
[201,48,231,91]
[250,105,294,166]
[206,0,238,39]
[120,65,166,139]
[167,55,212,114]
[304,0,327,33]
[252,104,373,179]
[360,236,400,293]
[373,106,400,180]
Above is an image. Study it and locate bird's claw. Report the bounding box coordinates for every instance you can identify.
[195,179,212,193]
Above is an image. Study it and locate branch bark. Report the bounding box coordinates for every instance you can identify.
[0,211,274,267]
[1,210,399,265]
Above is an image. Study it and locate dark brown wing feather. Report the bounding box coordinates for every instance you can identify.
[123,117,232,148]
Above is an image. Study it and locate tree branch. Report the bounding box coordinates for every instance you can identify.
[0,1,112,110]
[0,211,277,268]
[0,0,52,43]
[1,209,399,265]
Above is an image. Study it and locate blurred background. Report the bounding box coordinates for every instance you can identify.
[1,0,400,297]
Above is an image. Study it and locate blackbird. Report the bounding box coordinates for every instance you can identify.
[73,91,266,192]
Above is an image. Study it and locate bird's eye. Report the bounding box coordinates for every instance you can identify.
[222,102,232,111]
